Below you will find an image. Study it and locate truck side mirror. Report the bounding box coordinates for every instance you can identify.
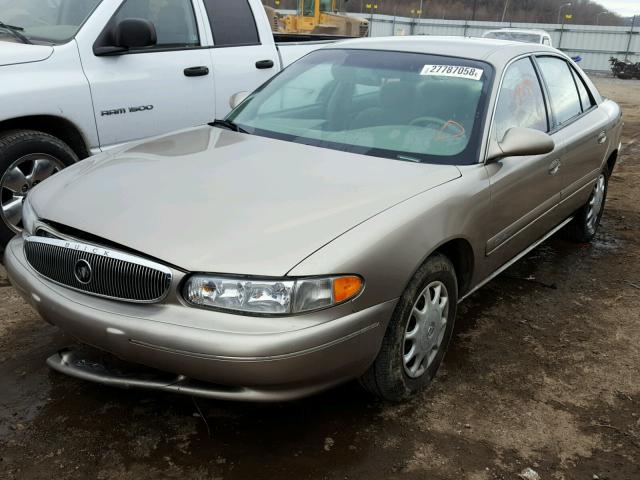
[94,18,157,56]
[229,91,249,110]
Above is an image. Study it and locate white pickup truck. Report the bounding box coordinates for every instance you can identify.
[0,0,335,245]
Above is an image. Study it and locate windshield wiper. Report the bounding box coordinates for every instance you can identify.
[209,119,249,134]
[0,21,31,44]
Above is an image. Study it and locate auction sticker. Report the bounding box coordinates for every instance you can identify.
[420,65,484,80]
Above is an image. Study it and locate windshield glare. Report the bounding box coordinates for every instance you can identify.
[229,49,492,165]
[0,0,101,44]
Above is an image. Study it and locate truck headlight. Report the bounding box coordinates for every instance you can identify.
[183,275,363,315]
[22,198,37,235]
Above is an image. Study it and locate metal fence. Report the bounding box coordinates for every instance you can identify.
[365,14,639,72]
[275,9,639,72]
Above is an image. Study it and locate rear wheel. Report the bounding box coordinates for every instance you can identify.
[0,130,77,247]
[561,169,608,243]
[360,254,458,401]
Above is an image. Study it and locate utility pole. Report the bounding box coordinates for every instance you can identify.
[625,15,636,61]
[557,2,571,25]
[501,0,509,23]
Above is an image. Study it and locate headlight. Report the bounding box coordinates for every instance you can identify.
[21,198,37,235]
[183,274,363,315]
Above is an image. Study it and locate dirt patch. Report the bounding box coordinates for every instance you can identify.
[1,77,639,480]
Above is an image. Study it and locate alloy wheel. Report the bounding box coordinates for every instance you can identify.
[0,153,65,233]
[586,173,606,233]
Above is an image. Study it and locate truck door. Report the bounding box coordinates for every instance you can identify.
[76,0,215,148]
[200,0,279,118]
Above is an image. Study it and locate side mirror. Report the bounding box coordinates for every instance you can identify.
[487,127,555,162]
[229,91,249,110]
[94,18,157,56]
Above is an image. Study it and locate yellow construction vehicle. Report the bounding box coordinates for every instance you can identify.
[266,1,369,37]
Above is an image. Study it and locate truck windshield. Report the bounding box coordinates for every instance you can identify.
[298,0,316,16]
[484,31,542,44]
[228,49,493,165]
[0,0,102,44]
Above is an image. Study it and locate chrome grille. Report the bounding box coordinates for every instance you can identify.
[24,236,172,303]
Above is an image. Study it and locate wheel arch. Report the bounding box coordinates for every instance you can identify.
[432,237,475,298]
[605,148,618,176]
[0,115,91,160]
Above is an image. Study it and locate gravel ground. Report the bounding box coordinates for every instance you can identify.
[1,76,639,480]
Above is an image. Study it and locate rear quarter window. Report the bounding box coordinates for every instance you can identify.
[203,0,260,47]
[570,67,595,112]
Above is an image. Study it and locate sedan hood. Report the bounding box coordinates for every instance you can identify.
[30,127,461,275]
[0,41,53,66]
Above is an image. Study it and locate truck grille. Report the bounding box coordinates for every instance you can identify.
[24,236,172,303]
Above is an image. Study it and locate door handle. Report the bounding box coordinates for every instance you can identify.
[183,66,209,77]
[255,59,274,69]
[597,131,607,144]
[548,159,561,176]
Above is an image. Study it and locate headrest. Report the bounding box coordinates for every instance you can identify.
[380,81,416,109]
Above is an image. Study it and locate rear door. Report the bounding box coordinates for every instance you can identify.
[534,56,610,218]
[77,0,215,148]
[484,56,563,265]
[200,0,279,118]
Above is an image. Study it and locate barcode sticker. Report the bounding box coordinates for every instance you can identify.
[420,65,484,81]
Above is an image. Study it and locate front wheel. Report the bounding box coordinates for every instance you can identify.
[0,130,77,247]
[561,170,608,243]
[360,254,458,402]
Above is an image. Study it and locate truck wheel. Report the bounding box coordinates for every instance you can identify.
[0,130,78,246]
[360,253,458,402]
[561,169,609,243]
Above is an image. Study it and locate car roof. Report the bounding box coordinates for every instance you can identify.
[326,35,557,64]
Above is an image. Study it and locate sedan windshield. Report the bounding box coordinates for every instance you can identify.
[0,0,101,44]
[228,49,493,165]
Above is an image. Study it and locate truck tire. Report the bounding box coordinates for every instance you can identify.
[360,253,458,402]
[0,130,78,247]
[561,168,609,244]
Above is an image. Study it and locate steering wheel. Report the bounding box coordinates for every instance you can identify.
[410,117,466,141]
[409,116,449,129]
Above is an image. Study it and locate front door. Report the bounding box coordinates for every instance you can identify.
[77,0,215,148]
[484,56,563,268]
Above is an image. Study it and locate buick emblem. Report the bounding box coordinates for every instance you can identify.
[74,259,93,284]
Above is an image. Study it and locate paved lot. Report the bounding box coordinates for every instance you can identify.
[1,76,639,480]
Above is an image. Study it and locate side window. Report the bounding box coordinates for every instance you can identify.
[257,63,334,114]
[542,37,550,46]
[570,67,595,112]
[494,57,548,142]
[203,0,260,47]
[114,0,199,48]
[536,56,582,126]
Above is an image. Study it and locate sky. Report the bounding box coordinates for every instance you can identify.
[598,0,639,17]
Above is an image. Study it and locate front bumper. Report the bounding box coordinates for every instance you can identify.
[4,236,396,401]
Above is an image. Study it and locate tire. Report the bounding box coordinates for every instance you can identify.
[561,168,609,243]
[0,130,78,247]
[360,253,458,402]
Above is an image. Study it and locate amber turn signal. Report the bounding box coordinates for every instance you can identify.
[333,276,363,303]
